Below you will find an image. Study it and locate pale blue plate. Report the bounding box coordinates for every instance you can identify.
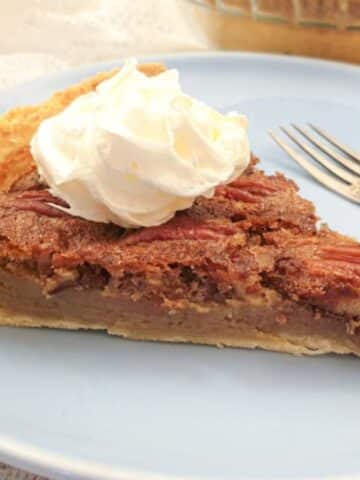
[0,52,359,480]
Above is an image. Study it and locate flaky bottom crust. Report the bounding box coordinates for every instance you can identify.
[0,306,357,356]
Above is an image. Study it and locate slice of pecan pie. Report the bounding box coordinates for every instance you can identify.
[0,63,359,356]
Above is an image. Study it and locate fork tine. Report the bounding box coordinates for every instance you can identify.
[281,126,356,184]
[269,131,360,204]
[293,124,360,176]
[309,124,360,163]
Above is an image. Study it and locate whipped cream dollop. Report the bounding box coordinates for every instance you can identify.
[31,58,250,228]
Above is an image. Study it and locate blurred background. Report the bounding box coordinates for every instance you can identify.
[1,0,359,90]
[186,0,360,62]
[0,0,206,89]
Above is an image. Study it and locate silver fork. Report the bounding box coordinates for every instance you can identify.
[269,124,360,204]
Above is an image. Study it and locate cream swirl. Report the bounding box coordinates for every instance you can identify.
[31,58,250,228]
